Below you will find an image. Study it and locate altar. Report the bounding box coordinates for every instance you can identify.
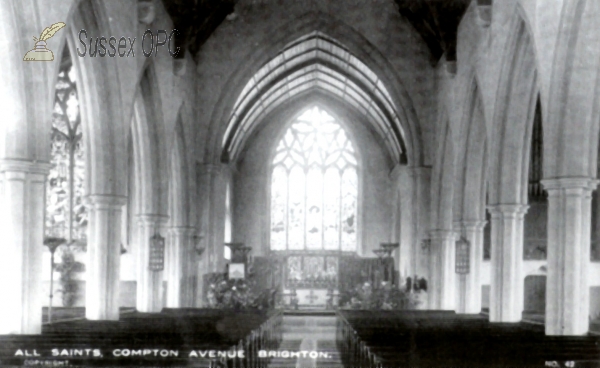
[276,250,397,310]
[281,254,339,309]
[286,289,330,309]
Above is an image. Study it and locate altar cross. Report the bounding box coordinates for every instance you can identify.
[305,289,319,304]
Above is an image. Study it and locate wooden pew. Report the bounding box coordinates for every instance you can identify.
[336,310,600,367]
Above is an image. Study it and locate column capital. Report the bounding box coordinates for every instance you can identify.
[456,219,487,231]
[84,194,127,209]
[487,203,529,217]
[168,226,197,236]
[428,229,458,241]
[0,158,52,175]
[137,213,169,226]
[541,177,599,192]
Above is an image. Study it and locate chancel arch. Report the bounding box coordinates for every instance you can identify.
[222,32,408,165]
[221,31,408,167]
[201,10,427,167]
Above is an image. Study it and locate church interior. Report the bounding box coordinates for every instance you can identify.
[2,0,600,366]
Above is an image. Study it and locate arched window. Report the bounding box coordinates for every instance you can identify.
[270,107,358,252]
[46,47,86,242]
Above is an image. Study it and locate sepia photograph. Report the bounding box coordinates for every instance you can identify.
[1,0,600,366]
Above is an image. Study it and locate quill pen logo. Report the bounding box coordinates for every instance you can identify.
[23,22,66,61]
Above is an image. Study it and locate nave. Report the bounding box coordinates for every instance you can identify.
[1,308,599,367]
[6,5,600,368]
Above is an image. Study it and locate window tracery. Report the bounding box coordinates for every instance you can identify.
[270,107,357,252]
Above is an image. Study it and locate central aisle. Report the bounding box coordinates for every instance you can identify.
[268,313,344,368]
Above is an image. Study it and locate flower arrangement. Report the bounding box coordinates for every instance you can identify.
[341,280,418,310]
[206,263,278,310]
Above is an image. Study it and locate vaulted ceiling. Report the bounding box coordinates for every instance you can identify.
[162,0,471,63]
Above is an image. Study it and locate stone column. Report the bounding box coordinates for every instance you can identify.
[85,194,127,320]
[194,232,207,308]
[0,160,50,334]
[457,220,486,314]
[412,167,431,277]
[166,226,196,308]
[542,177,598,335]
[199,164,223,273]
[136,214,168,313]
[390,165,412,279]
[487,204,528,322]
[428,229,457,310]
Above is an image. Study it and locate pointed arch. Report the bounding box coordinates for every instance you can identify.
[67,0,127,196]
[544,0,600,178]
[431,114,455,231]
[455,79,488,222]
[130,66,169,216]
[222,31,407,165]
[168,111,190,227]
[488,14,539,205]
[203,12,424,167]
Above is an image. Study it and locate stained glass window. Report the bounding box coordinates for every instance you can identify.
[46,47,86,241]
[270,107,358,251]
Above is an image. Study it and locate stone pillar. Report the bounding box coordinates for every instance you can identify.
[457,220,486,314]
[0,160,50,334]
[194,232,207,308]
[542,177,598,335]
[199,164,223,273]
[166,226,196,308]
[428,229,457,310]
[390,166,431,287]
[412,167,431,277]
[136,214,168,313]
[85,194,127,320]
[390,165,412,279]
[487,204,528,322]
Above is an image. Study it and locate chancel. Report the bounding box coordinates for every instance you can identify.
[2,0,600,366]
